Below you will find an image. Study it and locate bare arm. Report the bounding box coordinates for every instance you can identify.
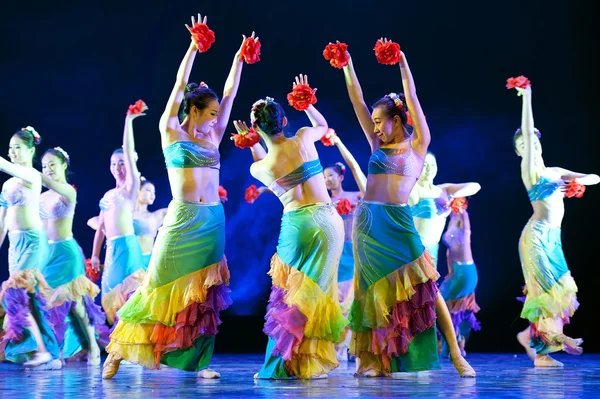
[517,86,537,187]
[439,182,481,199]
[250,142,267,161]
[399,52,430,156]
[298,104,328,142]
[91,212,106,260]
[342,55,377,148]
[153,208,169,226]
[213,36,247,142]
[334,136,367,194]
[159,42,198,138]
[556,168,600,185]
[123,114,142,197]
[87,216,100,231]
[446,248,454,276]
[0,157,40,185]
[0,207,6,249]
[40,173,76,203]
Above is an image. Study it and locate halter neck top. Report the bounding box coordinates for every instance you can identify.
[163,140,220,169]
[133,216,158,237]
[368,146,421,178]
[99,190,133,212]
[0,179,38,209]
[527,176,562,202]
[40,196,75,220]
[411,197,447,219]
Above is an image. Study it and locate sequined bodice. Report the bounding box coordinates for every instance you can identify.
[268,159,324,197]
[99,190,133,212]
[368,147,420,177]
[133,216,157,237]
[163,141,220,169]
[40,197,75,220]
[411,197,447,219]
[527,176,562,202]
[0,179,37,209]
[443,225,471,247]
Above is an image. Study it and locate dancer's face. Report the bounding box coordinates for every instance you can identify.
[110,153,127,182]
[323,168,343,191]
[190,100,219,135]
[41,153,67,182]
[514,135,542,157]
[138,183,156,205]
[8,136,34,166]
[420,153,438,182]
[372,106,402,144]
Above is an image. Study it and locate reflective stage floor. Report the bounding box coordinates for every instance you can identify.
[1,353,599,398]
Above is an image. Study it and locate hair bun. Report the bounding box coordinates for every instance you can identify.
[335,162,346,175]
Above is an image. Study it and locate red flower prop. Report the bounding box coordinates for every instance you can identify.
[245,185,260,204]
[188,22,215,53]
[336,198,354,216]
[450,197,468,214]
[287,83,317,111]
[506,76,531,90]
[564,180,586,198]
[218,185,228,202]
[127,100,148,115]
[374,39,401,65]
[85,258,101,283]
[231,126,261,149]
[320,128,337,147]
[239,37,261,64]
[323,41,349,69]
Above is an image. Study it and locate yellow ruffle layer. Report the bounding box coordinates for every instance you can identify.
[521,272,579,323]
[48,274,100,308]
[0,269,52,304]
[101,269,146,325]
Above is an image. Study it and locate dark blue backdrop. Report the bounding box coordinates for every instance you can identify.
[1,0,598,353]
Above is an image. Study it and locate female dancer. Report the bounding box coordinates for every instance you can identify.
[409,152,481,268]
[88,178,167,270]
[0,127,61,369]
[340,47,475,377]
[39,147,105,365]
[513,84,598,367]
[439,203,481,357]
[90,109,145,326]
[235,77,346,380]
[323,136,366,361]
[103,14,244,379]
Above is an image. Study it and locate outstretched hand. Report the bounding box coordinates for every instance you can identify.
[233,120,251,135]
[237,31,259,55]
[185,13,207,32]
[293,74,315,92]
[515,85,532,97]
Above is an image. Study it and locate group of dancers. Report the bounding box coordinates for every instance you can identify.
[0,13,597,380]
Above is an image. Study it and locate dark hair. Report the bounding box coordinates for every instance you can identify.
[512,128,542,151]
[140,177,154,188]
[12,128,41,149]
[326,162,346,176]
[372,93,408,125]
[252,100,286,136]
[112,148,124,156]
[180,83,219,121]
[42,147,72,181]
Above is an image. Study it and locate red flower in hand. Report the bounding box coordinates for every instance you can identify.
[323,41,349,69]
[245,185,260,204]
[231,126,260,149]
[336,198,354,216]
[450,197,468,214]
[85,259,101,283]
[127,100,148,115]
[506,76,531,90]
[374,39,401,65]
[563,180,586,198]
[218,185,228,203]
[188,22,215,53]
[287,83,317,111]
[320,129,337,147]
[240,37,261,64]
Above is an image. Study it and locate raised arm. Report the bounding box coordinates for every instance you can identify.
[123,112,142,198]
[556,169,600,186]
[0,157,41,185]
[517,86,537,187]
[342,55,377,148]
[159,14,205,138]
[399,52,430,155]
[250,142,267,161]
[439,182,481,199]
[293,75,328,142]
[334,136,367,194]
[213,35,250,141]
[40,173,76,203]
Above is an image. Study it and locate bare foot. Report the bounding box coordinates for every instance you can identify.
[535,355,564,368]
[451,355,476,378]
[24,352,52,367]
[355,369,382,378]
[197,369,220,379]
[517,331,536,361]
[102,353,122,379]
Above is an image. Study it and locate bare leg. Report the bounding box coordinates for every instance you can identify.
[197,369,221,379]
[22,313,52,367]
[71,298,100,365]
[435,293,475,378]
[516,327,536,361]
[102,352,123,379]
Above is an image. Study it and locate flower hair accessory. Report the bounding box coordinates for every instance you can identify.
[200,82,209,88]
[335,162,346,175]
[53,146,70,163]
[140,176,147,182]
[22,126,41,145]
[385,93,404,111]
